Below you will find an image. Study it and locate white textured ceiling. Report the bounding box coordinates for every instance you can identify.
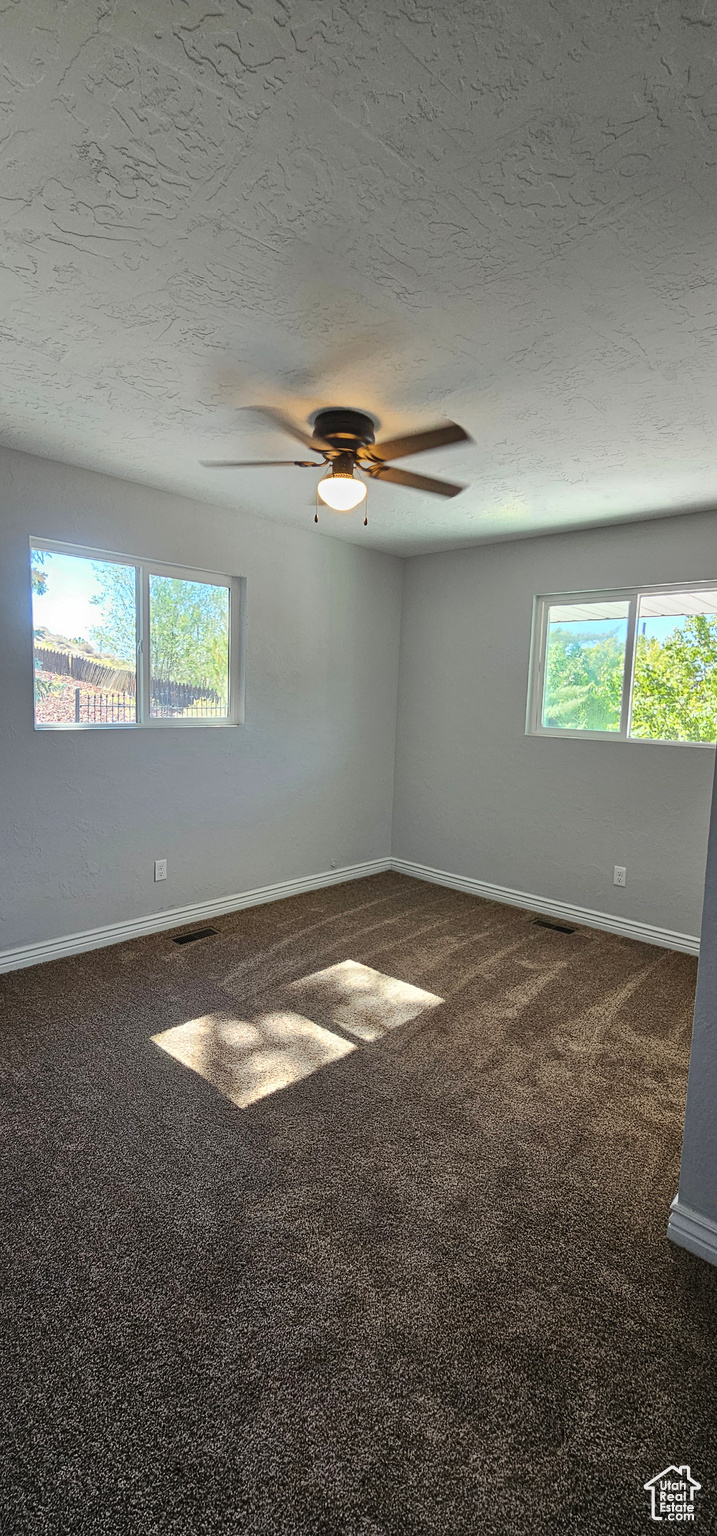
[3,2,717,555]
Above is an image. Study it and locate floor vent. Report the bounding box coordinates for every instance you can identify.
[172,926,219,946]
[532,917,576,934]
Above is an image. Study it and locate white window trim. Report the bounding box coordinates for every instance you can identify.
[30,538,246,731]
[526,578,717,748]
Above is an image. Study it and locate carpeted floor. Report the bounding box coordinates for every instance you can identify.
[2,871,716,1535]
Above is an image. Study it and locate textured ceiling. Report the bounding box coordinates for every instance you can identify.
[3,2,717,555]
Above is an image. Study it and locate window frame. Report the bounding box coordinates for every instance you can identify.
[30,538,245,732]
[527,579,717,748]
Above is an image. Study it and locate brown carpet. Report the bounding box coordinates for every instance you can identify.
[2,871,716,1534]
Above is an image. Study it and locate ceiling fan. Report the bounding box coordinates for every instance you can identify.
[201,407,472,513]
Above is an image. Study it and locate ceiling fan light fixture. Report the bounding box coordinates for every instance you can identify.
[317,466,367,512]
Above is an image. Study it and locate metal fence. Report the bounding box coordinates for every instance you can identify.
[75,690,135,723]
[150,694,226,718]
[73,688,225,722]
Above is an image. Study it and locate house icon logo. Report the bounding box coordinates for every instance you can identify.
[643,1465,701,1522]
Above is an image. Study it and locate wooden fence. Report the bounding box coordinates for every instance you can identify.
[34,649,220,709]
[34,647,135,694]
[151,679,220,710]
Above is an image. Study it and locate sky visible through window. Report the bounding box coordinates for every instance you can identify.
[32,551,113,641]
[550,615,690,644]
[639,615,691,642]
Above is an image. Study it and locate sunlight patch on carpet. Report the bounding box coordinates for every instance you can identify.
[152,1010,355,1109]
[152,961,443,1109]
[286,959,443,1043]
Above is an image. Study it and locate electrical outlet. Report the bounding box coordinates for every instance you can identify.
[154,859,167,882]
[613,865,627,887]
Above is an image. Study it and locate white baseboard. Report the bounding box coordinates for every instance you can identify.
[0,858,391,975]
[668,1197,717,1268]
[390,857,700,955]
[0,853,700,975]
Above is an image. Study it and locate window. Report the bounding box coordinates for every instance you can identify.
[30,540,243,730]
[528,583,717,745]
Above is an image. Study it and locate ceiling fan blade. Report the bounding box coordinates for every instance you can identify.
[365,464,465,497]
[200,459,323,468]
[248,406,334,455]
[367,420,471,463]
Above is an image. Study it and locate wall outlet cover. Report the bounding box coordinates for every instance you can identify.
[154,859,168,882]
[614,865,627,887]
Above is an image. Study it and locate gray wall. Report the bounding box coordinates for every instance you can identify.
[0,448,402,951]
[677,756,717,1225]
[4,448,717,957]
[392,511,717,939]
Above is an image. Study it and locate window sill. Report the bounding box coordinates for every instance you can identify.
[527,729,715,748]
[33,719,241,732]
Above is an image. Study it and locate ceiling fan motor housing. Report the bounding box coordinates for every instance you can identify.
[312,409,376,457]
